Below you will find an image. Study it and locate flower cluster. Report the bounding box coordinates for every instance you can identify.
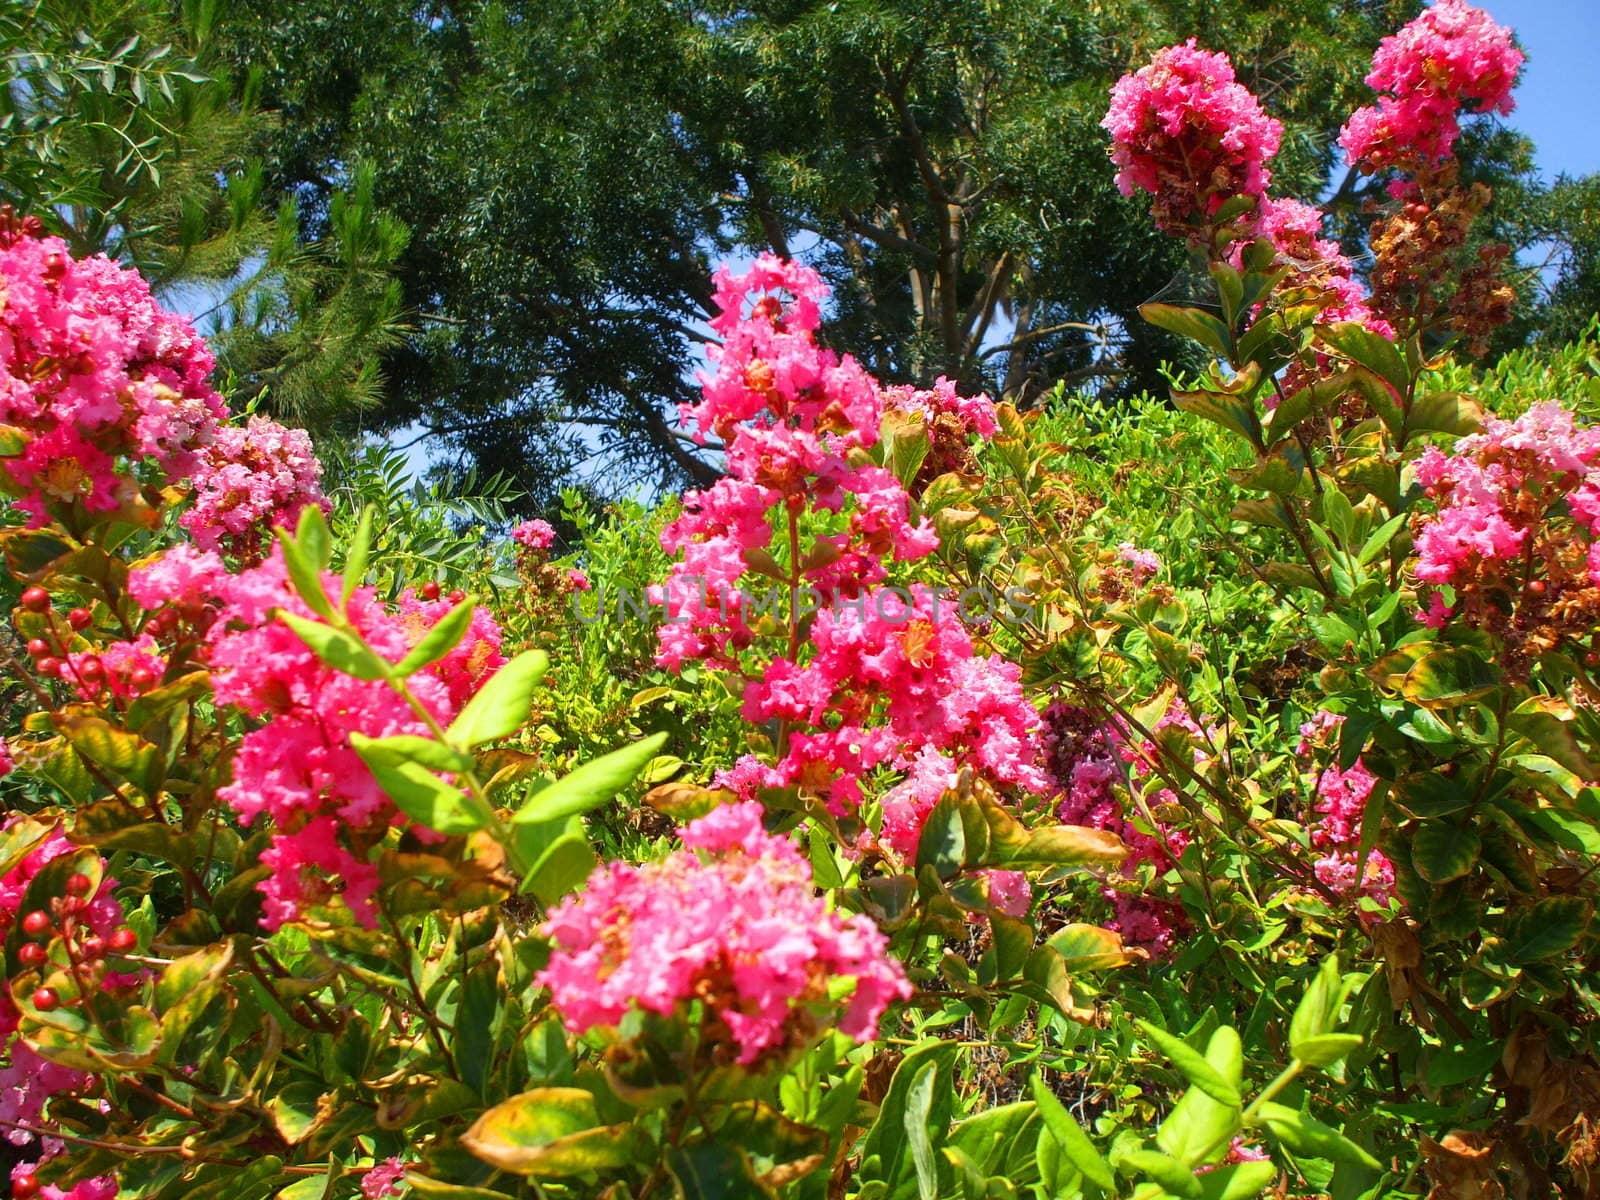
[1340,0,1522,171]
[128,545,506,928]
[882,376,1000,490]
[1041,701,1190,955]
[179,415,325,562]
[741,585,1048,829]
[511,519,555,551]
[1102,40,1282,237]
[655,256,1042,856]
[1294,713,1397,911]
[539,802,909,1064]
[0,222,226,523]
[1247,198,1392,338]
[360,1159,411,1199]
[1413,403,1600,659]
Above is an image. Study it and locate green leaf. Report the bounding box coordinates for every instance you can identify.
[447,649,549,749]
[518,818,599,906]
[279,507,335,618]
[1289,956,1344,1050]
[1502,896,1590,962]
[1408,391,1484,436]
[1412,823,1480,884]
[350,733,474,774]
[267,1081,325,1145]
[1172,386,1262,447]
[513,731,668,826]
[1032,1073,1114,1193]
[401,1179,514,1200]
[905,1060,941,1200]
[1356,514,1407,568]
[1255,1102,1379,1168]
[1157,1026,1242,1168]
[1141,303,1234,359]
[1137,1021,1241,1107]
[1507,699,1599,779]
[1399,647,1500,708]
[1315,322,1409,397]
[1198,1161,1278,1200]
[279,611,389,680]
[342,505,375,604]
[1046,924,1135,972]
[1263,371,1352,447]
[666,1142,775,1200]
[395,596,478,677]
[915,793,965,880]
[59,715,163,796]
[351,733,482,835]
[1117,1147,1202,1198]
[461,1088,649,1176]
[1291,1034,1364,1068]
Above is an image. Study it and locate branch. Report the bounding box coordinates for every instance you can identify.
[979,319,1107,360]
[837,207,937,262]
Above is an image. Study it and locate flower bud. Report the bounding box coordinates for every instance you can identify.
[20,586,49,613]
[21,910,51,937]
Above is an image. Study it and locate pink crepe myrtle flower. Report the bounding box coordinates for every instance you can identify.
[1103,40,1283,236]
[0,225,226,524]
[1116,542,1161,584]
[10,1167,118,1200]
[1294,711,1397,911]
[656,256,1041,857]
[1411,404,1600,656]
[539,802,910,1064]
[179,415,324,562]
[1341,0,1523,169]
[511,518,555,550]
[1040,700,1199,955]
[1238,198,1391,336]
[360,1158,410,1199]
[138,547,506,928]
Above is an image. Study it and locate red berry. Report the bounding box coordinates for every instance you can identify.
[19,586,49,613]
[25,638,49,658]
[31,987,58,1012]
[108,928,138,953]
[34,656,61,678]
[67,607,92,630]
[81,935,105,959]
[17,942,46,967]
[129,666,157,692]
[21,910,51,937]
[13,1172,39,1199]
[76,656,103,681]
[1527,579,1547,597]
[448,589,465,604]
[421,581,441,601]
[66,872,93,898]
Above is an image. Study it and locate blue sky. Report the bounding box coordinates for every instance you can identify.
[1498,0,1600,180]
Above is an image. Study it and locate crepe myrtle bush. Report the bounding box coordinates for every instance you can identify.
[0,4,1585,1194]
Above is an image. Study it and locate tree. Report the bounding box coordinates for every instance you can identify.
[1,0,407,431]
[217,0,1567,501]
